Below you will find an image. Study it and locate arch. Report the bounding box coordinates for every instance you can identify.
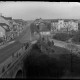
[15,69,23,78]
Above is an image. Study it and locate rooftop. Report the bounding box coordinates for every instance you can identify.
[1,16,12,20]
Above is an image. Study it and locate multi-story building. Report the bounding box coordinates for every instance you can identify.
[58,19,64,30]
[51,19,79,33]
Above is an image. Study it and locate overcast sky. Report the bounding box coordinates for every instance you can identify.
[0,2,80,20]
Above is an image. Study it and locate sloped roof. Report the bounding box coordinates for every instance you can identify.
[0,23,10,32]
[1,16,12,20]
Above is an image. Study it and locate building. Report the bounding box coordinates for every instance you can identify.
[13,19,24,32]
[0,26,5,37]
[1,16,13,30]
[0,15,14,41]
[0,23,10,41]
[0,16,10,27]
[51,19,58,32]
[58,19,64,30]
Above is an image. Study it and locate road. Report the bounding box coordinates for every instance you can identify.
[0,22,33,64]
[51,39,67,48]
[50,39,80,56]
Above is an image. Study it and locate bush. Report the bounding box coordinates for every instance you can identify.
[0,38,3,43]
[53,33,72,41]
[72,31,80,44]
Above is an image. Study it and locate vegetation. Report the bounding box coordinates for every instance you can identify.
[0,38,3,43]
[25,42,80,78]
[71,30,80,44]
[45,22,51,31]
[52,30,80,42]
[53,33,73,41]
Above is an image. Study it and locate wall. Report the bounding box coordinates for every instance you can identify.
[0,26,5,37]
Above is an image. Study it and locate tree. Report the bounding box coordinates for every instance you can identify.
[72,31,80,44]
[53,33,71,41]
[0,38,3,43]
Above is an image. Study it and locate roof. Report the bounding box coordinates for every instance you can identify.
[1,16,12,20]
[51,19,58,22]
[0,23,10,32]
[13,19,23,22]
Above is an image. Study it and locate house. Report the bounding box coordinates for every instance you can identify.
[68,20,78,31]
[40,31,50,36]
[51,20,58,32]
[1,16,13,29]
[0,16,10,27]
[0,15,13,40]
[13,19,24,26]
[13,19,24,31]
[0,26,5,37]
[0,23,10,40]
[57,19,65,30]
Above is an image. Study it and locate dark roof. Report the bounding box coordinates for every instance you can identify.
[63,19,70,22]
[13,19,24,24]
[1,16,12,20]
[51,19,58,22]
[0,23,10,32]
[64,19,78,22]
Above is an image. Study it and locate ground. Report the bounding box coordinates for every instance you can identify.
[24,43,80,79]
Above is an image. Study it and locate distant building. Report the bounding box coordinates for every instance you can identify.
[68,20,78,31]
[0,23,10,41]
[58,19,64,30]
[51,21,58,32]
[51,19,78,33]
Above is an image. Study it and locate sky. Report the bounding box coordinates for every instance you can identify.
[0,2,80,20]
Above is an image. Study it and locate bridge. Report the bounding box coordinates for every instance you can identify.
[0,22,39,78]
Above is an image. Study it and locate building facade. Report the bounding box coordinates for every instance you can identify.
[58,19,64,30]
[51,19,78,33]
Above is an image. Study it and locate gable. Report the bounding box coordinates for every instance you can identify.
[0,23,10,32]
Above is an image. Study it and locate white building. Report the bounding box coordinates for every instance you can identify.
[58,20,64,30]
[51,19,78,33]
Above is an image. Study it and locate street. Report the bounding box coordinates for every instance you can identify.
[0,23,32,64]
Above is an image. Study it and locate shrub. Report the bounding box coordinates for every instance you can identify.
[0,38,3,43]
[53,33,72,41]
[72,31,80,44]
